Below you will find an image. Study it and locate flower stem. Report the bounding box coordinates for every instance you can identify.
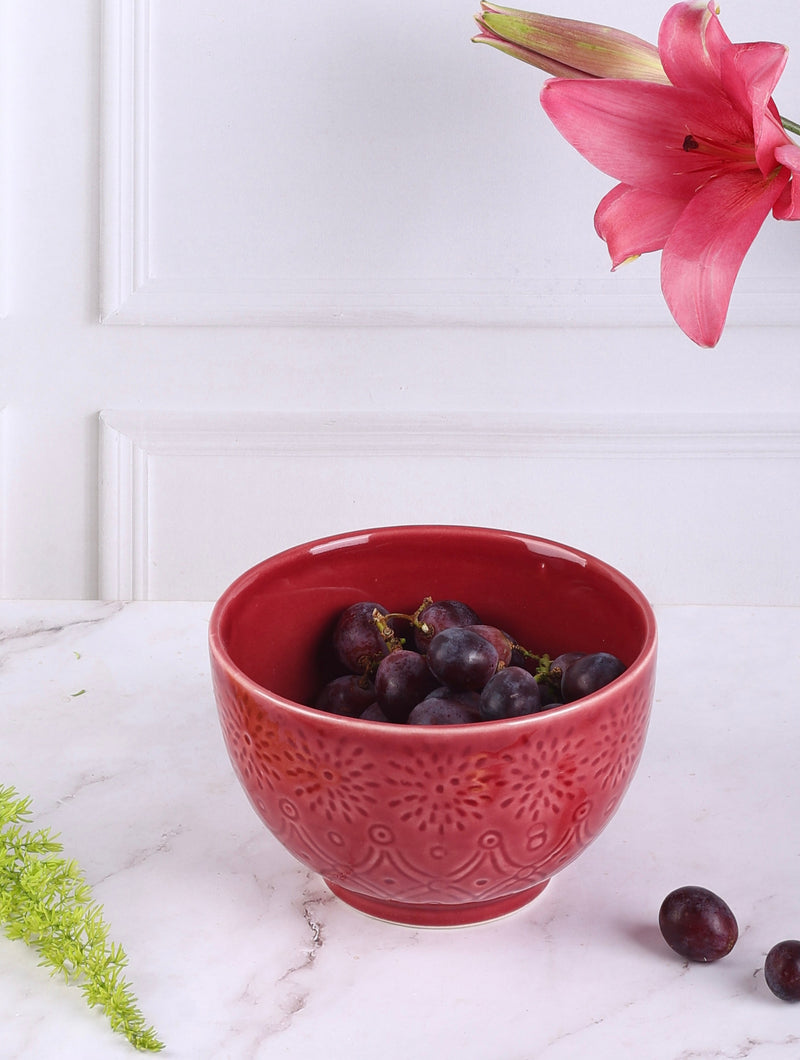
[781,114,800,137]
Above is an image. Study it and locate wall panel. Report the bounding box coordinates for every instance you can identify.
[100,0,800,328]
[98,410,800,604]
[0,408,6,594]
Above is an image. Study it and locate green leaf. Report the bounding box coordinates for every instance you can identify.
[0,784,164,1052]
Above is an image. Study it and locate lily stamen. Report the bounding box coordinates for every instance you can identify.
[679,133,756,166]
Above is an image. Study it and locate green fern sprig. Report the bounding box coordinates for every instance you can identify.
[0,784,164,1052]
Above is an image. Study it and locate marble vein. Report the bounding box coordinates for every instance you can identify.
[0,603,127,666]
[54,769,115,808]
[674,1035,800,1059]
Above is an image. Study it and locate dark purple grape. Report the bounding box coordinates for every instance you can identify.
[508,646,560,702]
[561,651,625,702]
[314,674,376,717]
[658,886,738,962]
[464,625,514,668]
[360,702,390,723]
[423,686,481,710]
[426,627,499,692]
[549,651,586,681]
[764,940,800,1001]
[332,601,391,675]
[407,697,482,725]
[374,649,439,723]
[526,651,580,704]
[414,599,480,651]
[479,666,542,720]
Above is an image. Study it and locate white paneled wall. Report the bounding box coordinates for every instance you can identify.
[0,407,6,595]
[98,409,800,604]
[100,0,800,329]
[1,1,800,601]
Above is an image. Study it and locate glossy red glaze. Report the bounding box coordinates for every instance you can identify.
[209,525,657,927]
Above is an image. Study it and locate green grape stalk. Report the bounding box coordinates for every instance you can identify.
[0,784,164,1052]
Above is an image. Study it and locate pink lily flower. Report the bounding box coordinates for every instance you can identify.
[473,2,669,83]
[539,1,800,347]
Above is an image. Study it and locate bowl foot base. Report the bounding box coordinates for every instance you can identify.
[323,879,550,928]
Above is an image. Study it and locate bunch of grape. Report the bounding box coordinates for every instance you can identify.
[658,885,800,1002]
[312,596,626,725]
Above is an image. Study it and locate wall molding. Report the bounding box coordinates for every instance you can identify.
[98,409,800,600]
[0,1,9,321]
[100,0,149,323]
[99,409,152,600]
[99,0,800,329]
[100,408,800,460]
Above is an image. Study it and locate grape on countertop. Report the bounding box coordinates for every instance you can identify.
[658,886,738,962]
[764,940,800,1001]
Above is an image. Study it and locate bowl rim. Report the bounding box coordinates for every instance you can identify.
[208,523,658,734]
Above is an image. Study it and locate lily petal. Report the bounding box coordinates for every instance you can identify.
[723,42,788,133]
[595,184,688,266]
[658,1,725,94]
[773,142,800,220]
[540,77,748,196]
[661,166,791,346]
[729,43,792,178]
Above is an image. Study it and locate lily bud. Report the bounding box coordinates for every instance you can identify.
[472,3,670,83]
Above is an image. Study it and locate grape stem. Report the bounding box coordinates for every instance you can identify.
[511,642,552,682]
[382,597,436,638]
[371,609,404,653]
[410,597,435,637]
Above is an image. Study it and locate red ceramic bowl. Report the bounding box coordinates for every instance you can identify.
[209,525,657,927]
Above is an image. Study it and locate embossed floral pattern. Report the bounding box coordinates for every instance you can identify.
[383,749,498,835]
[216,682,381,825]
[215,666,653,913]
[209,523,658,925]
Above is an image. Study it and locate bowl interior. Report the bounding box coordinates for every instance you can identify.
[212,525,654,709]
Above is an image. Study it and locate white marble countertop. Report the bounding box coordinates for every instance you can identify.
[1,600,799,1059]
